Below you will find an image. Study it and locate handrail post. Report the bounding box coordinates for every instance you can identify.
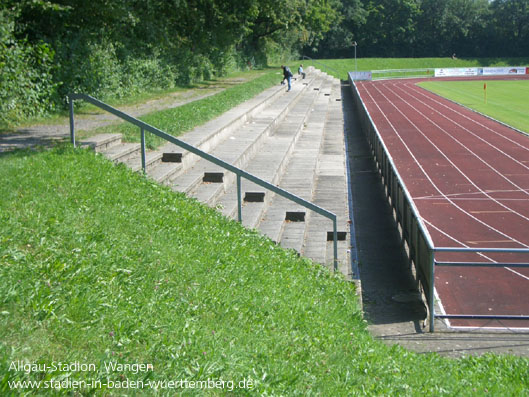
[69,95,75,148]
[333,216,338,272]
[140,127,146,174]
[429,249,435,332]
[237,174,242,223]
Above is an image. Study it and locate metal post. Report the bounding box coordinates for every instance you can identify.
[140,127,146,174]
[333,216,338,272]
[237,174,242,223]
[69,95,75,147]
[429,249,435,332]
[353,41,357,73]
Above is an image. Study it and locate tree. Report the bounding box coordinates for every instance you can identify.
[490,0,529,56]
[360,0,421,57]
[305,0,366,58]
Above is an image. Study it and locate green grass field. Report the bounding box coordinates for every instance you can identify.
[417,80,529,134]
[300,57,529,80]
[2,147,529,395]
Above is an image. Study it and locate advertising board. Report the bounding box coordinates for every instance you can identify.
[434,68,479,77]
[482,67,527,75]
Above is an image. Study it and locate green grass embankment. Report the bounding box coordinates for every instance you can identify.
[77,69,283,149]
[304,57,529,81]
[1,147,528,395]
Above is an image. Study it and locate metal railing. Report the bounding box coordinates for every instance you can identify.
[371,68,434,80]
[433,247,529,323]
[348,74,529,331]
[68,93,340,270]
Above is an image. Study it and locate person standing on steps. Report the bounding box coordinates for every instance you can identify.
[281,65,293,91]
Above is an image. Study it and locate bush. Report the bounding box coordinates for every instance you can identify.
[54,36,125,101]
[0,9,56,128]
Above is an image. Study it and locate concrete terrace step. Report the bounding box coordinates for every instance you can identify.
[168,74,325,199]
[147,161,182,184]
[157,70,321,180]
[214,77,328,226]
[104,142,141,163]
[256,77,334,245]
[80,133,122,152]
[123,150,163,173]
[304,78,350,273]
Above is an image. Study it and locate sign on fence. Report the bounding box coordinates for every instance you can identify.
[434,68,479,77]
[482,67,527,75]
[349,71,372,81]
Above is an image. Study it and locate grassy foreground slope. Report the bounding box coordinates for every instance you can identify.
[418,80,529,134]
[1,147,529,395]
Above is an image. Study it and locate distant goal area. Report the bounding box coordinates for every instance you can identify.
[350,66,529,81]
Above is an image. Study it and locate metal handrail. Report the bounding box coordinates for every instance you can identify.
[370,68,432,73]
[302,56,341,78]
[68,93,340,270]
[370,68,434,80]
[433,247,529,322]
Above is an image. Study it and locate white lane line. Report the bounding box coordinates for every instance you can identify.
[365,82,529,246]
[416,188,529,200]
[407,81,529,153]
[403,81,529,173]
[383,81,529,225]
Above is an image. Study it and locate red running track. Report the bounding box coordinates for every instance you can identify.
[356,76,529,329]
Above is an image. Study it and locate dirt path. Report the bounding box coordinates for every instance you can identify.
[0,77,251,152]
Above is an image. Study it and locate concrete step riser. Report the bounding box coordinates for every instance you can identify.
[95,138,121,153]
[108,144,141,164]
[129,153,163,173]
[170,76,315,180]
[209,83,327,222]
[184,76,326,204]
[81,134,122,153]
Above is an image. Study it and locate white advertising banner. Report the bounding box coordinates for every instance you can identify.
[482,66,527,75]
[434,68,479,77]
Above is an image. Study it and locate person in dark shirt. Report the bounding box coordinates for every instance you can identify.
[281,65,293,91]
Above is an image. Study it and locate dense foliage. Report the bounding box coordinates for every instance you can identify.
[0,0,339,127]
[307,0,529,59]
[1,0,528,127]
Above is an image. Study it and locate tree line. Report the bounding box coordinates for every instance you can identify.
[1,0,527,127]
[309,0,529,59]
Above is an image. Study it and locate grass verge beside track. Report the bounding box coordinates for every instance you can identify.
[1,146,529,395]
[418,80,529,135]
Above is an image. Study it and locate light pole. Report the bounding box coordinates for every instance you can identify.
[353,41,357,73]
